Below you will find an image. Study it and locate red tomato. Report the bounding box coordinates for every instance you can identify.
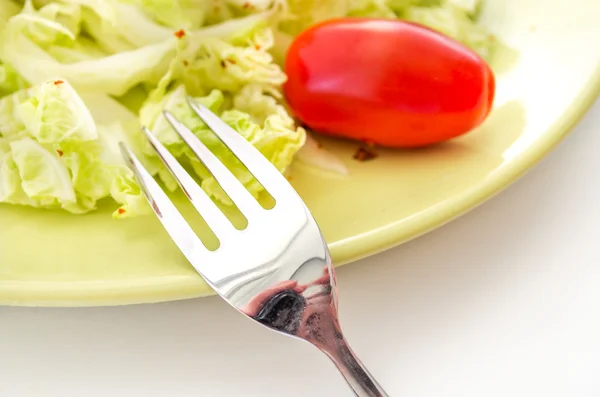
[283,18,495,147]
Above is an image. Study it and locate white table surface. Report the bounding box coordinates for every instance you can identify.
[1,99,599,397]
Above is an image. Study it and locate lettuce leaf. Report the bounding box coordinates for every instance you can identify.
[0,78,148,217]
[0,28,176,96]
[16,78,97,143]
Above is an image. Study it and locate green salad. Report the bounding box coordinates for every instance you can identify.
[0,0,494,218]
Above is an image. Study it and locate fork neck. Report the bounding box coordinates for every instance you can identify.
[299,298,389,397]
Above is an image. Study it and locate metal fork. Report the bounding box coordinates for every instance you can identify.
[119,98,389,397]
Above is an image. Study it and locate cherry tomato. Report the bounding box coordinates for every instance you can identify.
[283,18,495,148]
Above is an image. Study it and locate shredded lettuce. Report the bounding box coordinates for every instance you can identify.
[0,79,148,216]
[0,0,494,217]
[16,78,97,143]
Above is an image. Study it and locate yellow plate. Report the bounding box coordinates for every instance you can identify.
[1,0,599,306]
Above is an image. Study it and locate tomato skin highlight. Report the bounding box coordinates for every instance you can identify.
[283,18,496,148]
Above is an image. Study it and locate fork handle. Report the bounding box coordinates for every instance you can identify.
[325,336,389,397]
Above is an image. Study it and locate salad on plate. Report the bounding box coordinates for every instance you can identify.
[0,0,495,219]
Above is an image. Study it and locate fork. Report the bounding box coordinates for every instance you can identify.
[119,98,389,397]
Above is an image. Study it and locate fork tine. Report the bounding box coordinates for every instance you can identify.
[141,126,236,239]
[163,111,263,219]
[186,99,291,198]
[119,143,211,266]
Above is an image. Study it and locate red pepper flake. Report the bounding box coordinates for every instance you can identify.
[117,208,126,215]
[242,1,252,9]
[254,44,261,50]
[353,147,378,162]
[174,29,186,39]
[316,142,323,149]
[56,149,64,157]
[182,60,189,67]
[53,80,64,86]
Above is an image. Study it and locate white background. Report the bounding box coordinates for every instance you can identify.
[1,99,599,397]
